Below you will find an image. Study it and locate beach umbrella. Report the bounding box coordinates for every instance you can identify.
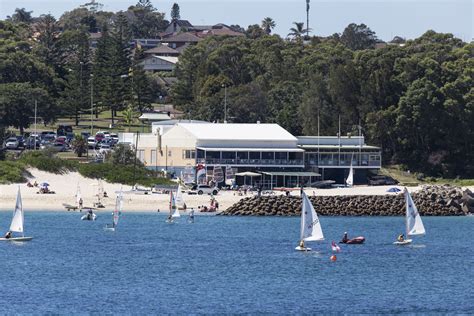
[387,187,401,193]
[40,182,49,187]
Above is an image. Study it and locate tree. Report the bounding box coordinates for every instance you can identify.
[340,23,378,50]
[9,8,33,24]
[261,17,276,35]
[287,22,307,41]
[171,3,180,20]
[246,24,266,39]
[127,2,167,38]
[130,47,153,114]
[122,106,134,132]
[110,144,135,165]
[71,135,88,157]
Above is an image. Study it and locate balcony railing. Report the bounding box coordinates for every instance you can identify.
[202,158,304,166]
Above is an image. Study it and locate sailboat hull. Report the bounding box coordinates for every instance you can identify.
[393,239,412,245]
[295,246,312,251]
[0,237,33,242]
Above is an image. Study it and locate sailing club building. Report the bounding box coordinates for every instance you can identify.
[119,122,382,187]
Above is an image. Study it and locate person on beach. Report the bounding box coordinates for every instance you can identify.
[79,198,83,210]
[397,234,405,242]
[4,231,12,239]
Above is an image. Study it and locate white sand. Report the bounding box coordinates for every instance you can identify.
[0,168,472,212]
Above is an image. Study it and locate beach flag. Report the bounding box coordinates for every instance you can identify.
[331,241,341,252]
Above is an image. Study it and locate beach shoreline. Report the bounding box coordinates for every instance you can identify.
[1,168,473,213]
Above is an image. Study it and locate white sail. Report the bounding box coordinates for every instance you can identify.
[113,190,123,227]
[175,184,185,208]
[170,191,180,218]
[405,189,425,236]
[10,187,24,234]
[346,163,354,186]
[76,184,82,206]
[300,192,324,241]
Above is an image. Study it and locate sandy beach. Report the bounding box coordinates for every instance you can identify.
[0,168,472,212]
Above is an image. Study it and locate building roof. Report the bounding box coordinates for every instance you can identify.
[144,44,179,55]
[163,32,202,43]
[169,19,193,28]
[198,28,245,37]
[196,147,304,152]
[151,55,179,64]
[178,123,297,142]
[139,113,172,121]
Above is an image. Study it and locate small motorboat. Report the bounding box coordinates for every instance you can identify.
[340,236,365,244]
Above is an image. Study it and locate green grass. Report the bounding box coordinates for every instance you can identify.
[381,165,474,187]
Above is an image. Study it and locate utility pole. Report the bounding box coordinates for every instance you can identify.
[306,0,310,38]
[90,74,94,135]
[78,61,83,126]
[34,99,37,151]
[222,84,228,123]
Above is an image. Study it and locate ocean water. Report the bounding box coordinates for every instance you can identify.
[0,211,473,314]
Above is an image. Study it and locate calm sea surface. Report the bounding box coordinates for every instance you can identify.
[0,211,473,314]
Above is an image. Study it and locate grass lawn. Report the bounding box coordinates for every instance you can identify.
[381,165,474,187]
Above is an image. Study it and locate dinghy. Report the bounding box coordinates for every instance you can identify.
[187,209,195,223]
[166,191,178,223]
[104,190,122,231]
[393,188,426,245]
[295,192,324,251]
[175,184,186,210]
[0,187,33,242]
[81,208,97,221]
[346,161,354,187]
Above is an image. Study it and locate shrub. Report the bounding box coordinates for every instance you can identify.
[0,161,29,184]
[19,150,77,174]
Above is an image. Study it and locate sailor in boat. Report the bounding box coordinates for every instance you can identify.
[167,214,173,222]
[298,240,305,249]
[4,231,12,239]
[397,234,405,242]
[341,232,349,243]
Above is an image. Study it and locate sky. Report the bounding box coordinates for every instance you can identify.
[0,0,472,41]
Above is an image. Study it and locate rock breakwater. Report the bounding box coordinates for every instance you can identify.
[219,185,474,216]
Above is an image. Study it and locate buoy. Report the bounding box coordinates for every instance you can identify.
[330,255,337,262]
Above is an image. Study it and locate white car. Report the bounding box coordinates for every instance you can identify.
[189,185,219,195]
[5,137,19,149]
[87,136,97,148]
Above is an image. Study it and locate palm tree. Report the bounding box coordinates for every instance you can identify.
[261,17,276,35]
[287,22,308,41]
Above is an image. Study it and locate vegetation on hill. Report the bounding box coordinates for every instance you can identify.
[172,30,473,178]
[0,2,472,179]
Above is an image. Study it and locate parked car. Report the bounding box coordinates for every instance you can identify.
[109,133,119,142]
[188,184,219,196]
[65,132,75,143]
[56,136,67,144]
[51,142,68,152]
[5,137,19,149]
[95,133,105,142]
[40,131,56,139]
[16,136,25,148]
[87,136,98,149]
[25,136,40,149]
[57,125,73,136]
[368,175,398,186]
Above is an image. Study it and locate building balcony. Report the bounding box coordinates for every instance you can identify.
[202,158,305,166]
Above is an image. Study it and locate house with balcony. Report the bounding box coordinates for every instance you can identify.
[297,136,381,184]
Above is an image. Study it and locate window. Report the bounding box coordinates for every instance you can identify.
[261,152,274,160]
[168,150,172,157]
[249,152,260,160]
[151,150,157,165]
[183,150,196,159]
[275,152,288,160]
[138,150,145,163]
[222,151,236,159]
[237,152,248,160]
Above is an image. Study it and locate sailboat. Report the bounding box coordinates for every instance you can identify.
[393,188,426,245]
[76,184,83,210]
[346,162,354,187]
[1,187,33,242]
[104,190,123,231]
[166,191,179,223]
[175,184,185,210]
[295,192,324,251]
[188,209,195,223]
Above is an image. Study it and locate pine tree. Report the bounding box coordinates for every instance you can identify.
[131,47,153,114]
[171,3,180,20]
